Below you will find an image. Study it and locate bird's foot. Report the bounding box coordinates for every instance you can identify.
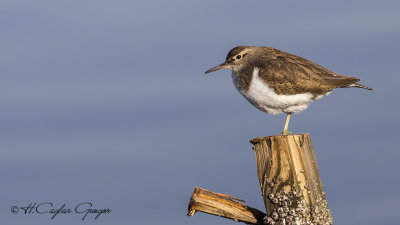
[281,130,293,135]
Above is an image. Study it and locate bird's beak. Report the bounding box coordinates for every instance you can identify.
[205,62,229,74]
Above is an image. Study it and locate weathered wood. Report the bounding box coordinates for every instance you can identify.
[187,187,266,224]
[250,134,332,225]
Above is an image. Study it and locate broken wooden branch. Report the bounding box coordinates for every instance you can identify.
[187,187,266,224]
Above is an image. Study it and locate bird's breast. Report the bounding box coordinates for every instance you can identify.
[231,68,253,93]
[232,67,316,114]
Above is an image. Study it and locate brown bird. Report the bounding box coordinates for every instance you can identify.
[205,46,372,135]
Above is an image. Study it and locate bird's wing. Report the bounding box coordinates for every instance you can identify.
[258,50,360,95]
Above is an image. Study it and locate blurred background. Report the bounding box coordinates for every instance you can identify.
[1,1,399,224]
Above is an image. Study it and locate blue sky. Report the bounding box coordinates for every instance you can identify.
[1,1,400,225]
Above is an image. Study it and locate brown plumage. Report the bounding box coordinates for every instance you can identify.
[205,46,372,134]
[225,46,372,95]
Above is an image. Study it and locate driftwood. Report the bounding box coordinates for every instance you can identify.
[250,134,332,225]
[187,133,332,225]
[187,187,265,224]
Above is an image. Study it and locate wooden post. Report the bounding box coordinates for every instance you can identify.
[250,134,333,225]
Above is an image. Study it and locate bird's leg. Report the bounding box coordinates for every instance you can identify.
[282,113,292,135]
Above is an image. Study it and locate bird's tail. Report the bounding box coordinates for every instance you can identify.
[349,83,373,90]
[330,75,373,90]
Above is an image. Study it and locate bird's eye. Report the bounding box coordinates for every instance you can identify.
[236,55,242,59]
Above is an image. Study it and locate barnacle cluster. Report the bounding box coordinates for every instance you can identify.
[262,182,332,225]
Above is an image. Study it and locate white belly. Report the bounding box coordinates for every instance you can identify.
[232,68,322,114]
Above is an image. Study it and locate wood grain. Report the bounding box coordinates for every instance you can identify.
[250,134,333,225]
[187,187,265,224]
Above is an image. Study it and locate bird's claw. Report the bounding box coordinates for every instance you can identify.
[281,130,293,135]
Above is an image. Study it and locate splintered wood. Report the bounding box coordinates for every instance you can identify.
[250,134,333,225]
[186,133,333,225]
[187,187,265,224]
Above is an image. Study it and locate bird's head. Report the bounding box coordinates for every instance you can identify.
[205,46,257,74]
